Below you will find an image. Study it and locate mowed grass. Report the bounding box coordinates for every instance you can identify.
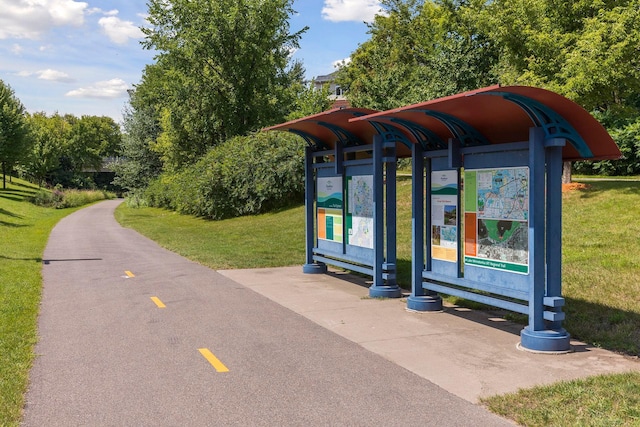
[482,371,640,426]
[116,178,640,426]
[115,203,305,269]
[0,179,85,426]
[562,181,640,355]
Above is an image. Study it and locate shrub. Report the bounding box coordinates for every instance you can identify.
[574,118,640,175]
[144,131,305,219]
[28,188,114,208]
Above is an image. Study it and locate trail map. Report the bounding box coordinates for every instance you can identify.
[347,175,374,249]
[465,168,529,274]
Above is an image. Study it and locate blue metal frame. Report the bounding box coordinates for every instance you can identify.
[409,126,570,352]
[303,133,401,298]
[480,92,593,158]
[412,110,490,147]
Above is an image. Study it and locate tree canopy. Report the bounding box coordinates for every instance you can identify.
[337,0,640,175]
[0,80,29,188]
[139,0,308,171]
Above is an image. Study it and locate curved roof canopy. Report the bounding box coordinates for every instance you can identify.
[264,85,621,161]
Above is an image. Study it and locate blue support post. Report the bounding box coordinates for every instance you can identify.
[424,158,433,272]
[545,138,569,332]
[369,135,401,298]
[385,146,397,287]
[520,128,570,352]
[408,143,442,311]
[303,146,326,274]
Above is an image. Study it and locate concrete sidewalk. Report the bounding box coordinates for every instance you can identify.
[219,266,640,403]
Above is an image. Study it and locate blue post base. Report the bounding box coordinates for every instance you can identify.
[520,327,571,353]
[303,263,327,274]
[406,295,443,312]
[369,285,402,298]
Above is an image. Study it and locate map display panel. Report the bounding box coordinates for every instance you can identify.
[464,168,529,274]
[317,177,343,243]
[346,175,374,249]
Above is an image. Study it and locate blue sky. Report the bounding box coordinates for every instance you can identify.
[0,0,381,123]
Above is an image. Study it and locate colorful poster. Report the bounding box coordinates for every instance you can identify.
[431,170,458,262]
[464,168,529,274]
[346,175,374,249]
[317,177,343,243]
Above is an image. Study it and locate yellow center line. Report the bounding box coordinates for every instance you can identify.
[198,348,229,372]
[150,297,166,308]
[125,271,135,278]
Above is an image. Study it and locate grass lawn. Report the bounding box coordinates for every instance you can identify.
[116,178,640,426]
[0,179,110,426]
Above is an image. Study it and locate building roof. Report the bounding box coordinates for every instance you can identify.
[265,85,621,161]
[314,71,339,83]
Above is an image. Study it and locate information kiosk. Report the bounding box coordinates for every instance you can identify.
[353,85,621,352]
[267,85,621,352]
[264,108,412,298]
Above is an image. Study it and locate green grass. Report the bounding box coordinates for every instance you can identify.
[481,371,640,426]
[562,180,640,355]
[115,203,306,269]
[0,179,109,426]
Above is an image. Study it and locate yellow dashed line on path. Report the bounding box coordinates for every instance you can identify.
[150,297,166,308]
[198,348,229,372]
[125,270,135,278]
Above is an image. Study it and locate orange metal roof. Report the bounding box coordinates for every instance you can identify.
[265,86,621,161]
[263,107,378,146]
[351,85,621,161]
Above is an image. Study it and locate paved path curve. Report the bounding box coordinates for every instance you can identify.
[22,200,512,426]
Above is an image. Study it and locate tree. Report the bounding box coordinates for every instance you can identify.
[24,112,69,187]
[140,0,308,171]
[0,80,29,189]
[285,79,333,121]
[111,89,163,193]
[65,115,121,172]
[339,0,499,109]
[488,0,640,176]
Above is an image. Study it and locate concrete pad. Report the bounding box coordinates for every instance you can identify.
[218,266,640,403]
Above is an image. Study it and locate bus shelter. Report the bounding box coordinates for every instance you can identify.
[266,85,621,352]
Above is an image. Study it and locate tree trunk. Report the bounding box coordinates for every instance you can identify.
[562,161,572,184]
[2,162,6,190]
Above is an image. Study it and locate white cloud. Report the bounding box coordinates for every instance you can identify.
[65,78,129,99]
[98,16,144,44]
[0,0,88,39]
[16,68,75,83]
[322,0,383,23]
[87,7,118,16]
[38,69,75,82]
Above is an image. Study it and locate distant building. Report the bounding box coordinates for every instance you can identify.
[312,71,349,109]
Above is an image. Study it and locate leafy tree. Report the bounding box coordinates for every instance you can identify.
[111,90,162,193]
[286,79,333,121]
[0,80,29,189]
[24,112,69,187]
[487,0,640,175]
[339,0,499,109]
[65,115,121,172]
[140,0,308,170]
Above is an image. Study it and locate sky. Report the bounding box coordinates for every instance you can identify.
[0,0,382,123]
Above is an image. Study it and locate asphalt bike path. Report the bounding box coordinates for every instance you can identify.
[22,200,512,426]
